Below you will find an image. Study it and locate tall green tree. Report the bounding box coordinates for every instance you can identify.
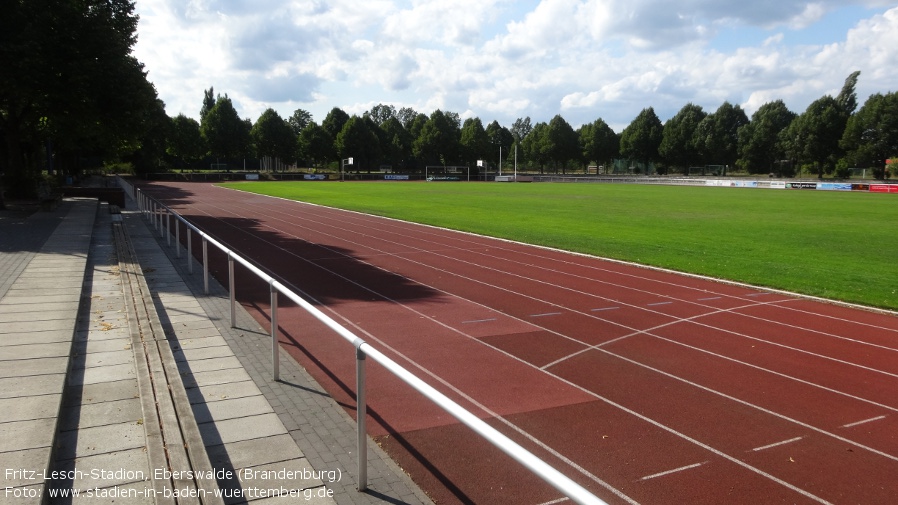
[486,120,514,168]
[659,103,707,173]
[737,100,796,175]
[783,72,861,177]
[380,116,413,170]
[522,122,550,173]
[366,104,397,126]
[336,116,381,171]
[200,87,216,121]
[201,95,251,163]
[412,110,461,166]
[620,107,663,171]
[460,118,490,167]
[579,118,619,172]
[297,121,332,168]
[322,107,350,143]
[287,109,312,136]
[1,0,162,198]
[168,114,205,169]
[251,108,296,167]
[545,115,579,173]
[840,91,898,178]
[694,101,748,171]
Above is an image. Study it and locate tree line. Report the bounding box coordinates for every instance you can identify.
[178,71,895,180]
[2,1,895,208]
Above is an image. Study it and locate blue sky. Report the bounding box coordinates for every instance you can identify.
[133,1,898,132]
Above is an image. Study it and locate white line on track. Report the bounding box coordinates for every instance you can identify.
[462,318,497,324]
[591,306,620,312]
[324,197,898,346]
[639,462,707,481]
[841,415,887,428]
[531,312,563,317]
[646,301,673,306]
[312,197,898,357]
[172,187,893,503]
[752,437,804,452]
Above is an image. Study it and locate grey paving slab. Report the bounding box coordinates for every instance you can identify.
[0,330,72,346]
[0,374,65,399]
[192,395,274,424]
[58,397,143,431]
[186,380,262,405]
[0,448,52,488]
[53,419,146,458]
[63,378,140,406]
[0,418,57,452]
[52,447,151,492]
[0,341,71,360]
[0,356,68,378]
[0,394,60,423]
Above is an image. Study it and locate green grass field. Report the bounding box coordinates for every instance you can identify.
[219,181,898,311]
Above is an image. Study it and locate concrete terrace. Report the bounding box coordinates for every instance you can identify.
[0,188,431,505]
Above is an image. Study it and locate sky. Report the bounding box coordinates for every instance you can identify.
[132,0,898,132]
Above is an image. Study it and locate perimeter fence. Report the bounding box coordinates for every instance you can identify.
[115,177,608,505]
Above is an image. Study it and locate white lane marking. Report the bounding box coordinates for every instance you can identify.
[531,312,562,318]
[752,437,804,452]
[647,301,673,306]
[591,306,620,312]
[841,415,887,428]
[462,318,496,324]
[698,296,721,301]
[639,462,706,481]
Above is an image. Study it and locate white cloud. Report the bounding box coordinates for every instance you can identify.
[134,0,898,130]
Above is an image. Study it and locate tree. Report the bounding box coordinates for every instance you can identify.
[486,120,514,169]
[336,116,381,171]
[659,103,707,173]
[201,95,251,163]
[545,115,579,173]
[620,107,663,171]
[297,122,332,168]
[366,104,397,126]
[511,117,533,144]
[251,108,296,167]
[784,72,861,177]
[288,109,313,136]
[522,122,550,173]
[397,107,419,129]
[168,114,205,169]
[840,91,898,178]
[694,102,748,172]
[200,87,216,121]
[579,118,619,172]
[737,100,796,175]
[0,0,162,199]
[412,110,461,166]
[322,107,350,142]
[380,116,413,169]
[460,118,490,166]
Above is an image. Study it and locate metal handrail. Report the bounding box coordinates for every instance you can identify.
[120,179,607,505]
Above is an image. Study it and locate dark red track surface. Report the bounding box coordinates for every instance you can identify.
[142,181,898,505]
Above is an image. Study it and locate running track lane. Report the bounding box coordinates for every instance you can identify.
[141,181,898,505]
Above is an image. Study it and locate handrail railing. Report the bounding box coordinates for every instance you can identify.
[119,179,608,505]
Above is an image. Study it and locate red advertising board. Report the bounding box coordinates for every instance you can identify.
[869,184,898,193]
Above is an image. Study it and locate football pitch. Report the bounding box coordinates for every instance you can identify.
[219,180,897,311]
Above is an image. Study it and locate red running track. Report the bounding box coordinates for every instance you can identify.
[142,181,898,505]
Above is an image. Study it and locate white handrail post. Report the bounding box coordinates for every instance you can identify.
[166,211,171,246]
[356,346,368,491]
[203,238,209,295]
[270,281,279,381]
[228,252,236,328]
[175,218,181,258]
[187,228,193,273]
